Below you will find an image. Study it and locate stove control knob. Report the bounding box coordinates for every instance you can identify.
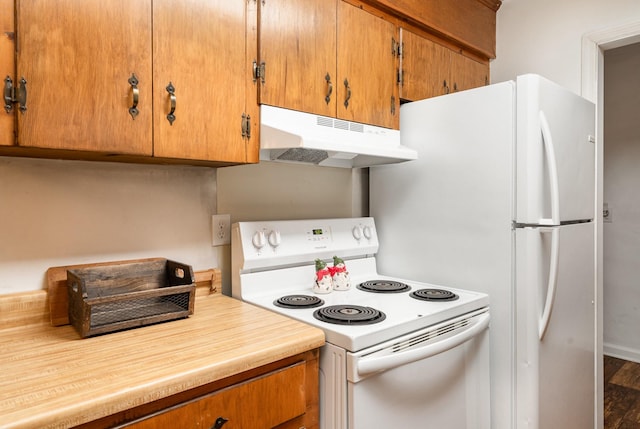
[352,226,362,240]
[268,230,281,248]
[363,225,373,240]
[252,230,266,249]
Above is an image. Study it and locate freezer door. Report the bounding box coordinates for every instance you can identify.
[515,222,595,429]
[516,74,595,224]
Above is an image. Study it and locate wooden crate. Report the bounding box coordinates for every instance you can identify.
[67,259,195,338]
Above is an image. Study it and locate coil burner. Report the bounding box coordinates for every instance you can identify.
[357,280,411,293]
[313,305,386,325]
[410,289,459,302]
[274,295,325,309]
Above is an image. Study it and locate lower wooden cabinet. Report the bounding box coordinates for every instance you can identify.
[76,350,319,429]
[125,362,307,429]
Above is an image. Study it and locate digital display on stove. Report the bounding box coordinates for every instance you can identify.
[312,228,324,235]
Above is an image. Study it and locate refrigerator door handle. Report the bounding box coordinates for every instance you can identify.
[538,111,560,225]
[538,227,560,340]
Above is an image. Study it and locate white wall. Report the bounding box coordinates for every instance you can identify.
[217,161,367,221]
[603,42,640,361]
[0,157,219,294]
[492,0,640,92]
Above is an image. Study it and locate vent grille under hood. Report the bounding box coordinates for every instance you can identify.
[259,105,417,168]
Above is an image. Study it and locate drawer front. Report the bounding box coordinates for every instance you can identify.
[125,362,307,428]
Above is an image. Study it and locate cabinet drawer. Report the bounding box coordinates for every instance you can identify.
[123,361,307,429]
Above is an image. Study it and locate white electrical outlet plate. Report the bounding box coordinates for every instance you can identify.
[212,214,231,246]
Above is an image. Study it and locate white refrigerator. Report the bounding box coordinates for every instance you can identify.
[370,74,596,429]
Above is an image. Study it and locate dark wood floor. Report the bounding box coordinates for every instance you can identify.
[605,355,640,428]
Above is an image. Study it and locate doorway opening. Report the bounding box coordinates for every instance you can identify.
[582,21,640,428]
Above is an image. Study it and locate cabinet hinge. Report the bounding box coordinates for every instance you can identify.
[3,76,27,114]
[392,38,403,58]
[241,113,252,139]
[252,60,265,84]
[397,68,403,86]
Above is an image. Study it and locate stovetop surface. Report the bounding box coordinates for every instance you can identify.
[237,259,488,352]
[232,217,488,352]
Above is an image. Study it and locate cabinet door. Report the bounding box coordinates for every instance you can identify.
[337,2,398,129]
[400,28,489,102]
[258,0,337,118]
[16,0,153,154]
[124,362,307,429]
[153,0,249,163]
[399,28,449,102]
[450,52,489,92]
[0,0,14,146]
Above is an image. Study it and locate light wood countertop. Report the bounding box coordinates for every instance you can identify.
[0,293,325,429]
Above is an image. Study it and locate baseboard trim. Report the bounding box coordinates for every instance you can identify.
[604,342,640,364]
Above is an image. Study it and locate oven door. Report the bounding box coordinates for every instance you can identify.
[345,308,490,429]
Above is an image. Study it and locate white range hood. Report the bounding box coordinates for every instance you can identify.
[259,105,417,168]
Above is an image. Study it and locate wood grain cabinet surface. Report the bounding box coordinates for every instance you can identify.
[152,0,257,164]
[257,0,498,130]
[121,360,312,429]
[9,0,258,165]
[258,0,337,119]
[16,0,154,155]
[370,0,500,59]
[337,1,398,129]
[400,28,490,102]
[258,0,399,129]
[3,0,498,164]
[0,0,14,147]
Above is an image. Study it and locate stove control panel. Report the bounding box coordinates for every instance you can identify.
[232,217,379,272]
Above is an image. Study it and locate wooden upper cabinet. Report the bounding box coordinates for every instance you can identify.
[7,0,495,163]
[400,29,449,101]
[337,2,398,129]
[0,0,14,147]
[258,0,337,118]
[152,0,252,163]
[371,0,500,59]
[258,0,399,129]
[400,28,489,102]
[450,52,489,92]
[16,0,153,155]
[10,0,256,165]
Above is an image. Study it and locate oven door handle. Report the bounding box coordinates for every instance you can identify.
[356,312,490,376]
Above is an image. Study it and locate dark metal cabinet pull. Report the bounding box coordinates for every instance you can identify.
[325,73,333,105]
[166,82,176,125]
[343,78,351,108]
[128,74,139,119]
[241,113,251,139]
[210,417,228,429]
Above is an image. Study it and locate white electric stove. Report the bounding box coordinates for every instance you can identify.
[231,217,491,429]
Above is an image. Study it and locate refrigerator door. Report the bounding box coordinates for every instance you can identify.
[515,222,595,429]
[516,74,595,225]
